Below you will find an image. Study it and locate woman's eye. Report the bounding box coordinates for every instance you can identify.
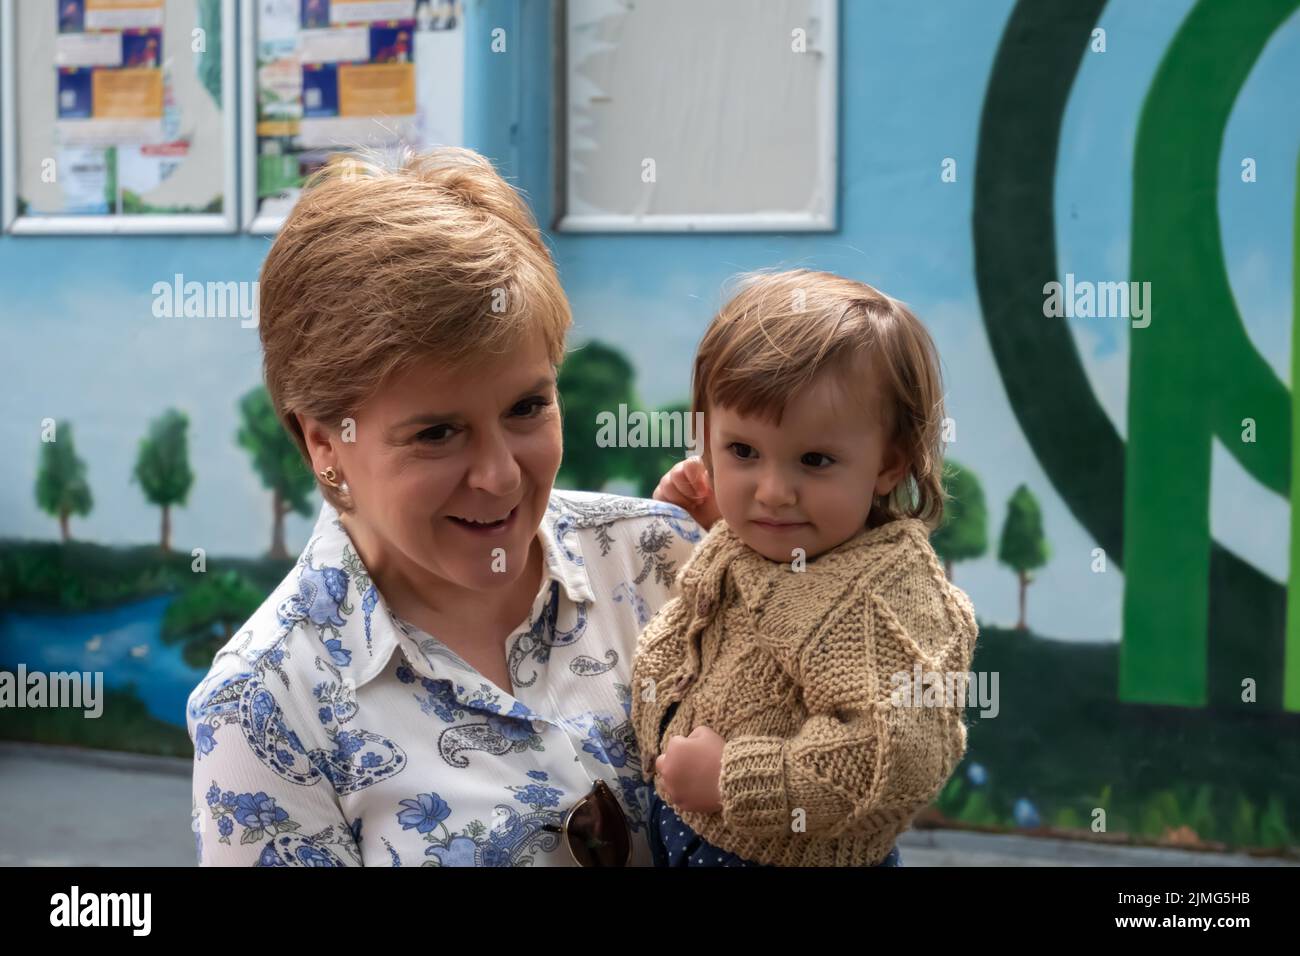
[803,452,835,468]
[417,425,456,443]
[729,442,757,460]
[512,396,552,418]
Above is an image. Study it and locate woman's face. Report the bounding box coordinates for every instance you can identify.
[303,329,563,603]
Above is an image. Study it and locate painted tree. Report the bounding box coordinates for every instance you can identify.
[34,421,93,542]
[162,570,264,669]
[931,460,988,581]
[133,409,194,553]
[556,341,637,492]
[998,484,1049,631]
[623,401,696,498]
[237,386,316,560]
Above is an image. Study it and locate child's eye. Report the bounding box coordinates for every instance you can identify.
[728,442,757,460]
[802,452,835,468]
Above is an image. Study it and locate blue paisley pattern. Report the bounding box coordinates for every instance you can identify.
[396,774,570,867]
[187,490,700,865]
[507,579,591,687]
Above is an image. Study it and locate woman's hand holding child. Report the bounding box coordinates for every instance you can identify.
[653,457,721,531]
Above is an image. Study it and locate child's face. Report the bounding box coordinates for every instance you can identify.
[706,367,907,562]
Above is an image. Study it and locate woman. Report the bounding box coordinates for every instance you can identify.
[186,147,702,866]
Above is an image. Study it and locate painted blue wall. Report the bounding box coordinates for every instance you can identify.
[2,0,1296,644]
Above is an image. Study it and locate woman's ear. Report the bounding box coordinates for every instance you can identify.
[297,413,337,475]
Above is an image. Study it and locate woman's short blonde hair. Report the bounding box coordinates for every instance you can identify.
[258,146,572,508]
[692,269,948,530]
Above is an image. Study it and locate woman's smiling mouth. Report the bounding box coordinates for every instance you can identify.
[447,505,519,535]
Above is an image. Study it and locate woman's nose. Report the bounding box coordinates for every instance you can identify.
[465,428,522,495]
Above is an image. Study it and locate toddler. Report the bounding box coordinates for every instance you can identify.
[631,269,979,867]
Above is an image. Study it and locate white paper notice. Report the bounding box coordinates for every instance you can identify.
[84,1,165,31]
[415,26,463,146]
[57,118,166,147]
[299,27,370,63]
[331,1,416,25]
[298,115,417,148]
[259,0,301,43]
[55,33,124,68]
[118,142,188,195]
[57,146,111,214]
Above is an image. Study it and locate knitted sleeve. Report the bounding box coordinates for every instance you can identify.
[630,593,692,778]
[631,520,739,778]
[718,557,977,839]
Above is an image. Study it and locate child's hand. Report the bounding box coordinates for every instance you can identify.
[653,457,721,531]
[655,726,725,813]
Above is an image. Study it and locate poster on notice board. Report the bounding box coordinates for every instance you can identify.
[2,0,238,233]
[245,0,465,232]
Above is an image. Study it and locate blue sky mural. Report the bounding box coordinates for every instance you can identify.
[1,0,1296,651]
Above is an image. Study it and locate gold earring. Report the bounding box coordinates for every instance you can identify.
[319,466,340,487]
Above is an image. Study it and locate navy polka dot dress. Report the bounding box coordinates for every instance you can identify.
[647,791,903,867]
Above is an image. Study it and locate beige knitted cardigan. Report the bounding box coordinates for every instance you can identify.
[631,516,979,867]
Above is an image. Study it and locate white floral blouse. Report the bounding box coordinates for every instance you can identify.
[186,490,702,866]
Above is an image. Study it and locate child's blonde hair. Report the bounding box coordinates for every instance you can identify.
[692,269,947,530]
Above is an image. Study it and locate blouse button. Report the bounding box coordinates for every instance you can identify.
[530,719,547,734]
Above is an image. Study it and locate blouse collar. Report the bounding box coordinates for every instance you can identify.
[291,495,595,692]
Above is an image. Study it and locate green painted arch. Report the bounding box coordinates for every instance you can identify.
[1125,0,1299,710]
[973,0,1298,710]
[973,0,1120,561]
